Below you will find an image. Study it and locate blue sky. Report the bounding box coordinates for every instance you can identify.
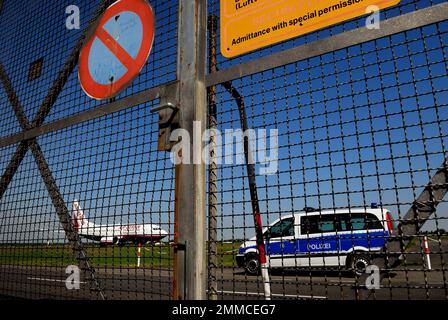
[0,0,447,243]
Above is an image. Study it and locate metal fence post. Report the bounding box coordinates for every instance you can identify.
[176,0,207,300]
[207,14,218,301]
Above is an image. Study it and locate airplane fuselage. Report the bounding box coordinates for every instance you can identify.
[72,200,168,245]
[77,223,167,245]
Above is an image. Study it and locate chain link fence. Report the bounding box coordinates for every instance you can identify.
[0,0,177,300]
[0,0,447,300]
[206,0,448,300]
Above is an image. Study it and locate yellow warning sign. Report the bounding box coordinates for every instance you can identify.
[221,0,400,58]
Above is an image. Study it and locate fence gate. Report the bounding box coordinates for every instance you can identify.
[0,0,187,300]
[205,0,448,301]
[0,0,447,301]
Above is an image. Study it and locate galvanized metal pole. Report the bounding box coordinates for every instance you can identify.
[1,55,108,299]
[384,157,448,268]
[207,14,218,301]
[362,157,448,298]
[29,140,106,300]
[176,0,208,300]
[172,164,181,299]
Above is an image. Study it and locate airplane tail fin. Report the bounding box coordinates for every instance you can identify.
[72,200,92,231]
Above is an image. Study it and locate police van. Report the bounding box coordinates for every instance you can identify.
[236,206,395,276]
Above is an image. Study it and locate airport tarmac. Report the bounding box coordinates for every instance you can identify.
[0,264,446,300]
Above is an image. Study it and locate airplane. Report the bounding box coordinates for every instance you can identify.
[71,200,168,246]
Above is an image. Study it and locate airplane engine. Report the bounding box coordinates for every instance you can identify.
[100,237,114,246]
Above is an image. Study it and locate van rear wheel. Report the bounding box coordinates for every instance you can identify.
[244,253,260,275]
[348,253,370,276]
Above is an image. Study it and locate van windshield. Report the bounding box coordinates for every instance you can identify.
[265,218,294,239]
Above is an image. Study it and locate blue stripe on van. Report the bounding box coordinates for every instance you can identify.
[240,231,389,256]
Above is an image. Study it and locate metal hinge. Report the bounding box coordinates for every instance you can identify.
[151,81,180,151]
[173,242,186,253]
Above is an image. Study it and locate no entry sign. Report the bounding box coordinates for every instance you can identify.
[79,0,155,100]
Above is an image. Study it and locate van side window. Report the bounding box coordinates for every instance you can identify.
[343,213,384,231]
[301,215,336,235]
[267,218,294,239]
[365,214,384,230]
[301,216,317,235]
[338,215,349,231]
[350,216,365,230]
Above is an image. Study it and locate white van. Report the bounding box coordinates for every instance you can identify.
[236,206,394,276]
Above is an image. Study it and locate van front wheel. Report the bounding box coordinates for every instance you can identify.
[244,253,260,275]
[348,253,370,277]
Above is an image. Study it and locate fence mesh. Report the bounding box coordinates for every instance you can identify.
[0,0,176,300]
[207,18,448,300]
[0,0,178,137]
[0,0,447,301]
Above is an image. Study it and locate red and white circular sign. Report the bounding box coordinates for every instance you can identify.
[79,0,155,100]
